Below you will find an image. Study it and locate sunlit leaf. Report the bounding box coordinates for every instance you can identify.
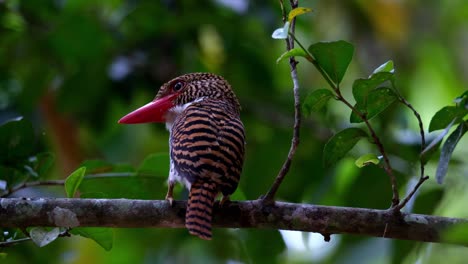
[372,60,394,74]
[302,89,334,116]
[355,153,380,168]
[350,87,397,123]
[323,128,368,167]
[71,227,114,251]
[137,153,169,177]
[308,41,354,85]
[65,167,86,198]
[30,227,60,247]
[436,122,467,184]
[272,21,290,39]
[288,7,312,22]
[276,48,307,64]
[429,106,468,132]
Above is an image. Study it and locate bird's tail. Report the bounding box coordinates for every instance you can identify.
[186,180,217,240]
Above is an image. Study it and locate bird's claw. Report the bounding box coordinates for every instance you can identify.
[219,195,230,207]
[166,195,174,207]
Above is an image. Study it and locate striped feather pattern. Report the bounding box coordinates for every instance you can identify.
[170,98,245,240]
[186,181,217,240]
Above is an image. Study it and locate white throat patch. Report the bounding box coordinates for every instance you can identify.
[164,97,205,131]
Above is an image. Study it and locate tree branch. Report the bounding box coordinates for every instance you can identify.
[263,0,301,203]
[1,198,467,246]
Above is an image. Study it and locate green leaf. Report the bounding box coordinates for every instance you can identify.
[355,153,380,168]
[442,223,468,245]
[276,48,307,64]
[436,122,468,184]
[0,118,35,163]
[272,21,290,39]
[350,87,397,123]
[288,7,312,22]
[302,89,334,116]
[308,41,354,85]
[352,72,394,106]
[137,153,169,177]
[323,128,368,167]
[30,227,60,247]
[429,106,468,132]
[421,118,457,163]
[372,60,394,74]
[454,90,468,107]
[65,167,86,198]
[71,227,114,251]
[79,175,166,199]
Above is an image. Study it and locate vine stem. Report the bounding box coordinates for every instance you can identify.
[262,0,301,203]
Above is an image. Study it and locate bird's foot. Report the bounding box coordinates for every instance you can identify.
[219,195,231,207]
[165,195,174,206]
[166,181,175,207]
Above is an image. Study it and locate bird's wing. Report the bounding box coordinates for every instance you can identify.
[170,99,245,194]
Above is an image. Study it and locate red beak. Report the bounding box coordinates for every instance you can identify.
[118,94,177,124]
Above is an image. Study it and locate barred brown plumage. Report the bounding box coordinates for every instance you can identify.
[118,73,245,240]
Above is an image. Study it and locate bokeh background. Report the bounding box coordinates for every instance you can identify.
[1,0,468,263]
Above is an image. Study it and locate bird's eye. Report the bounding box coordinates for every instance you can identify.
[172,81,185,92]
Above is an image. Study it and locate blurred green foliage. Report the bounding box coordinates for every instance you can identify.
[1,0,468,263]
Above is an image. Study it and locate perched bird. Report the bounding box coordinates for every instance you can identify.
[119,73,245,240]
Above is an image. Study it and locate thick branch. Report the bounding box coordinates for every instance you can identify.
[1,198,467,246]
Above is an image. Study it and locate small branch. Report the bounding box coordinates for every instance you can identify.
[1,180,64,197]
[394,95,428,210]
[1,172,137,198]
[263,0,301,203]
[0,237,32,248]
[1,198,468,246]
[333,89,400,207]
[0,227,71,248]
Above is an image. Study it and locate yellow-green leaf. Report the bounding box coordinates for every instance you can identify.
[288,7,312,22]
[355,153,380,168]
[71,227,114,251]
[65,167,86,198]
[276,48,307,64]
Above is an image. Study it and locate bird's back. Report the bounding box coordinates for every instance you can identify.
[170,98,245,194]
[170,98,245,239]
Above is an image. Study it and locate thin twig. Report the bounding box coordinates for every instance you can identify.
[0,228,71,248]
[333,88,400,207]
[263,0,301,203]
[0,172,138,197]
[394,94,428,211]
[0,237,32,248]
[1,180,64,197]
